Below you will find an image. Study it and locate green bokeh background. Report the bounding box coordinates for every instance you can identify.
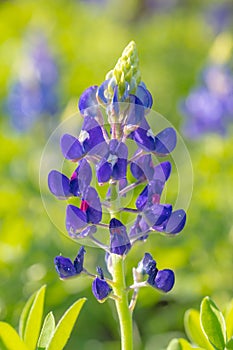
[0,1,233,349]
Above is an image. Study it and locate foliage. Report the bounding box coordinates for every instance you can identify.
[0,285,86,350]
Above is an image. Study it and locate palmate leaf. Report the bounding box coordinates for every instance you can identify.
[0,322,29,350]
[200,296,227,350]
[19,285,46,350]
[46,298,86,350]
[184,309,213,349]
[37,312,56,350]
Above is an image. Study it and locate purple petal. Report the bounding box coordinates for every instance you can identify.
[66,205,87,236]
[78,85,98,117]
[153,161,171,182]
[143,204,172,227]
[129,118,155,151]
[136,186,148,211]
[96,160,112,183]
[115,141,128,159]
[125,95,144,127]
[54,256,77,279]
[73,246,86,274]
[129,215,150,241]
[48,170,71,199]
[163,209,186,234]
[137,252,156,275]
[74,225,97,238]
[135,84,153,109]
[97,80,109,105]
[60,134,84,160]
[92,267,112,301]
[154,127,177,155]
[84,187,102,224]
[71,159,92,194]
[130,153,154,181]
[112,158,127,180]
[153,269,175,292]
[109,218,131,256]
[82,117,107,156]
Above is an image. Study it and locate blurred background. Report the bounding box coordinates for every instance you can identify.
[0,0,233,349]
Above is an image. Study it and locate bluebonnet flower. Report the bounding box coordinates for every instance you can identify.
[54,246,86,279]
[137,252,175,292]
[92,267,112,302]
[7,35,59,132]
[50,41,186,308]
[181,63,233,138]
[205,1,233,35]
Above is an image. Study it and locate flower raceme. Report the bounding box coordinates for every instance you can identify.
[49,41,186,306]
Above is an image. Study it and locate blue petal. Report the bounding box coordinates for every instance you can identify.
[136,186,148,211]
[92,276,112,301]
[109,218,131,256]
[112,158,127,180]
[153,269,175,292]
[66,205,87,236]
[136,84,153,109]
[84,187,102,224]
[71,159,92,194]
[143,204,172,227]
[96,159,112,183]
[54,256,77,279]
[154,127,177,155]
[78,85,98,117]
[73,246,86,274]
[125,95,144,127]
[131,153,154,181]
[97,80,109,105]
[48,170,71,199]
[163,209,186,234]
[153,161,171,182]
[60,134,84,160]
[82,117,107,156]
[137,252,156,275]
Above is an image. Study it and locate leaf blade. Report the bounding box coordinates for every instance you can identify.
[24,285,46,350]
[0,322,29,350]
[225,299,233,339]
[200,296,226,350]
[46,298,86,350]
[37,312,56,349]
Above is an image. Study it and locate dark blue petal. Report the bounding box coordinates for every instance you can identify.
[48,170,71,199]
[154,127,177,155]
[112,158,127,180]
[163,209,186,234]
[130,153,154,181]
[143,204,172,227]
[153,161,171,182]
[137,252,157,275]
[82,117,108,156]
[153,269,175,292]
[78,85,98,117]
[115,141,128,159]
[136,84,153,109]
[129,215,150,241]
[92,268,112,301]
[136,186,148,211]
[84,187,102,224]
[125,95,144,127]
[130,118,155,151]
[97,80,109,105]
[54,256,77,279]
[73,246,86,274]
[109,218,131,256]
[66,205,87,236]
[96,160,112,183]
[71,159,92,194]
[60,134,84,160]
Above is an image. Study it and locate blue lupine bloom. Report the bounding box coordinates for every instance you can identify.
[54,246,85,279]
[137,253,175,292]
[109,218,131,256]
[181,64,233,138]
[50,42,186,305]
[92,267,112,301]
[7,35,59,132]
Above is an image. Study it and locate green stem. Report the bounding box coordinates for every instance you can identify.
[111,254,133,350]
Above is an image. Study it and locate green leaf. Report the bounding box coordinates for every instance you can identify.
[0,322,29,350]
[184,309,214,349]
[200,296,226,350]
[226,338,233,350]
[23,285,46,350]
[225,299,233,339]
[19,290,36,339]
[167,338,205,350]
[46,298,86,350]
[37,312,56,350]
